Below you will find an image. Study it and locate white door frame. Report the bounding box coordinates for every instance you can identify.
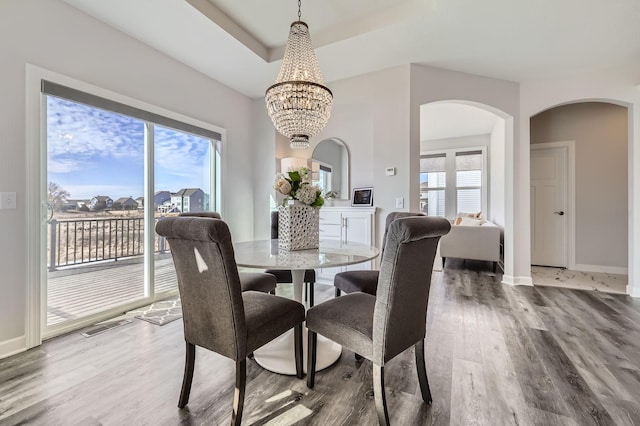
[530,141,576,270]
[25,64,225,347]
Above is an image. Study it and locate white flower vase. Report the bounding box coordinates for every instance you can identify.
[278,200,320,251]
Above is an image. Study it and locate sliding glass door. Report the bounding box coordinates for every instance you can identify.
[153,125,218,296]
[45,95,147,332]
[41,81,222,337]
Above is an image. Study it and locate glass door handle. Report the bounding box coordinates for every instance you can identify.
[43,202,54,223]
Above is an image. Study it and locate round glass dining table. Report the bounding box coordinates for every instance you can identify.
[233,239,379,375]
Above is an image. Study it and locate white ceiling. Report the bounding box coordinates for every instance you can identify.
[421,103,498,141]
[63,0,640,99]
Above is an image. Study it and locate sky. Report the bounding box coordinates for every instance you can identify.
[47,96,212,201]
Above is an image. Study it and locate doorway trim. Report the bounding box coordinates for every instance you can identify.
[530,140,576,270]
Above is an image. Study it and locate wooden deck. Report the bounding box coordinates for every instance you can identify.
[47,254,178,326]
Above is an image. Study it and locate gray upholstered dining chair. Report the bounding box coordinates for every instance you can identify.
[265,211,317,306]
[156,216,305,426]
[306,216,451,426]
[179,211,277,294]
[333,211,424,297]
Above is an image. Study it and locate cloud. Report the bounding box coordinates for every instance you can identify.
[47,97,144,172]
[154,127,211,178]
[46,96,212,197]
[48,157,86,173]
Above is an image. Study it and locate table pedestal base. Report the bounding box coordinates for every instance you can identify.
[253,324,341,375]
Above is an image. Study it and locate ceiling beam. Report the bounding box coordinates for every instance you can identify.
[185,0,269,62]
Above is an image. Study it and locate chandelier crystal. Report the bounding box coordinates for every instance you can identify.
[265,3,333,150]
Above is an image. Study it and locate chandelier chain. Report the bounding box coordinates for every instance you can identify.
[298,0,301,20]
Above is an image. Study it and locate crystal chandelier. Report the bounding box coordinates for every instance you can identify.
[265,0,333,150]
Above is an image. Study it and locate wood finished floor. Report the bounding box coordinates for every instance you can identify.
[2,259,640,425]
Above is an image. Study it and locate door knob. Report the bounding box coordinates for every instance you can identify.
[554,211,565,216]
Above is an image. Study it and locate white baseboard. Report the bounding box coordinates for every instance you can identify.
[630,286,640,298]
[0,336,27,360]
[502,275,534,287]
[574,264,628,275]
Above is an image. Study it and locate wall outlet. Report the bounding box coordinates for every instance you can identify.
[0,192,17,209]
[395,197,404,208]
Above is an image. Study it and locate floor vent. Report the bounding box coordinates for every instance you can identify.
[81,318,133,338]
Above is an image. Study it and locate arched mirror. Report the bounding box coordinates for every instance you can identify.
[311,138,349,200]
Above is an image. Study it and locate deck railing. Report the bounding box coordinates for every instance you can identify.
[48,217,167,271]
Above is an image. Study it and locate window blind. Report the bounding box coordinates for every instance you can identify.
[42,80,222,141]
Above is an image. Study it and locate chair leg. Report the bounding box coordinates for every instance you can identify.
[373,364,390,426]
[415,339,433,404]
[308,282,315,307]
[307,331,318,388]
[232,359,246,426]
[335,287,341,298]
[304,282,308,302]
[294,323,304,379]
[178,342,196,408]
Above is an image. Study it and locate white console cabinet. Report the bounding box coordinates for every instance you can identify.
[317,206,376,284]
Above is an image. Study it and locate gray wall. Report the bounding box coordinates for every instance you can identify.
[270,64,520,263]
[409,64,521,280]
[530,102,628,268]
[0,0,254,355]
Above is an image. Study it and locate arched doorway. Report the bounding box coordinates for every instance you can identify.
[529,101,630,293]
[419,101,512,275]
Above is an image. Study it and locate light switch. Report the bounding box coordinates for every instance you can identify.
[385,167,396,176]
[395,197,404,208]
[0,192,17,209]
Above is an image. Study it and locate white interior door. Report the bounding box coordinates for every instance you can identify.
[530,146,568,267]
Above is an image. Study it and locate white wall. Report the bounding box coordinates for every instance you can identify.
[490,119,506,228]
[409,64,521,284]
[521,66,640,296]
[0,0,255,357]
[531,102,628,270]
[421,134,490,153]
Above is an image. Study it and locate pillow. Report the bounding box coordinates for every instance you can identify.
[454,211,482,225]
[459,217,484,226]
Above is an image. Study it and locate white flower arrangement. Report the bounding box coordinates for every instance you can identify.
[273,166,324,208]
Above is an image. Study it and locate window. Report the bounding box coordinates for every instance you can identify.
[314,164,333,195]
[41,79,223,333]
[420,154,446,216]
[420,148,486,218]
[456,151,483,214]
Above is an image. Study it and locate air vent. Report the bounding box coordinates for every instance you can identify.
[81,318,133,337]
